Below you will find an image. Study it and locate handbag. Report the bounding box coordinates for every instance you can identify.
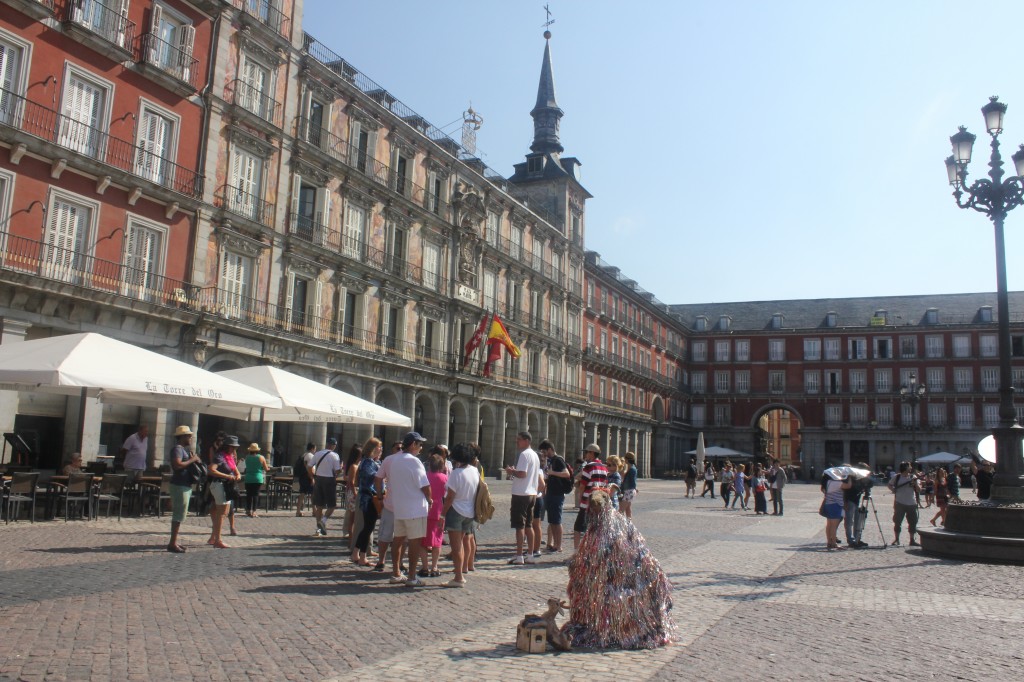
[818,500,827,517]
[188,460,208,482]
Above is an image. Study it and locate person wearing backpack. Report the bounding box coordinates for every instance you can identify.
[541,440,571,553]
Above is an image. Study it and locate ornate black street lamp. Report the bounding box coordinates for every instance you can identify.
[944,96,1024,500]
[899,372,926,465]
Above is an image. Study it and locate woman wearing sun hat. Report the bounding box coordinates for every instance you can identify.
[243,442,271,517]
[167,425,201,553]
[207,435,241,548]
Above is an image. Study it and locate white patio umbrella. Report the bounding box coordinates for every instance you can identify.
[216,365,411,426]
[916,451,963,465]
[0,333,282,418]
[823,466,871,480]
[685,445,748,458]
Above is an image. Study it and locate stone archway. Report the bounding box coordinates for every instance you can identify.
[374,384,406,448]
[478,402,500,472]
[545,412,562,451]
[414,392,439,444]
[750,403,804,469]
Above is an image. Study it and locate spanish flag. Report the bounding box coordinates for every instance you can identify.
[486,316,520,358]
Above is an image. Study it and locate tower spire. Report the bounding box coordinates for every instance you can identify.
[530,24,564,154]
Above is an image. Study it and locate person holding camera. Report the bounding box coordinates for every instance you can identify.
[889,461,922,546]
[843,462,873,548]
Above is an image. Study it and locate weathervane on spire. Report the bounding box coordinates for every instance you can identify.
[543,3,555,38]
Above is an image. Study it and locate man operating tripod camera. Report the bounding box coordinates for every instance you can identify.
[842,462,875,548]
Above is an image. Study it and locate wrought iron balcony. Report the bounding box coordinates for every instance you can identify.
[1,0,55,21]
[217,184,274,226]
[0,88,202,198]
[225,78,282,128]
[233,0,290,39]
[139,33,199,92]
[0,229,191,306]
[63,0,136,58]
[286,212,447,292]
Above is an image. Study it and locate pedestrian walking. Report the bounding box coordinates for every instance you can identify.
[206,435,241,549]
[889,461,922,546]
[700,461,715,498]
[294,442,316,517]
[619,452,638,519]
[242,442,270,517]
[167,425,200,553]
[720,462,734,508]
[930,468,950,527]
[769,459,787,515]
[310,437,341,537]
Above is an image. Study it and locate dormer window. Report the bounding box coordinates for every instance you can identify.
[771,313,784,329]
[980,306,993,323]
[925,308,938,324]
[695,316,708,332]
[527,156,544,173]
[826,311,837,328]
[718,315,731,331]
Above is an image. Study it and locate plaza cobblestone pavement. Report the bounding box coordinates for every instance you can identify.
[1,480,1021,681]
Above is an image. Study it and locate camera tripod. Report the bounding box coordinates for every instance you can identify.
[864,495,888,549]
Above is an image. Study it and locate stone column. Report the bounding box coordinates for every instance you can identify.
[439,394,451,445]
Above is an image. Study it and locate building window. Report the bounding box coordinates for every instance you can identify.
[899,335,917,358]
[955,404,974,429]
[926,367,945,392]
[228,147,265,223]
[873,337,892,359]
[691,372,706,394]
[239,53,274,122]
[485,210,499,246]
[0,31,29,125]
[825,370,841,395]
[135,103,178,187]
[391,147,412,196]
[983,404,999,429]
[771,313,784,329]
[59,66,111,159]
[928,403,946,427]
[952,335,971,358]
[715,371,730,393]
[874,368,892,393]
[122,218,165,302]
[691,341,707,362]
[981,367,999,392]
[826,311,837,327]
[804,371,820,394]
[850,369,866,393]
[285,271,321,330]
[876,403,893,428]
[482,269,497,311]
[510,225,523,260]
[218,249,253,318]
[338,289,364,343]
[980,306,993,323]
[1015,368,1024,393]
[348,118,377,174]
[825,404,842,428]
[850,403,867,427]
[735,339,750,362]
[342,201,367,259]
[44,191,96,284]
[145,3,196,84]
[769,371,785,394]
[422,241,441,291]
[735,370,750,394]
[925,335,944,358]
[70,0,131,49]
[824,337,840,361]
[848,337,867,360]
[694,316,707,332]
[804,338,821,360]
[954,367,973,393]
[768,339,785,361]
[715,340,730,362]
[714,404,730,426]
[980,334,998,358]
[691,404,705,427]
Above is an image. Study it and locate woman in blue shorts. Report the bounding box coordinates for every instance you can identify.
[822,471,852,550]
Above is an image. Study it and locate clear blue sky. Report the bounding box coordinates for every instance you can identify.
[301,1,1024,305]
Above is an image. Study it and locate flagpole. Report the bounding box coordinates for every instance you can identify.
[476,309,493,375]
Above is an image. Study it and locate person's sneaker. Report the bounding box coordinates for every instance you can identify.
[317,521,328,536]
[909,539,920,546]
[532,551,542,558]
[507,555,525,565]
[443,579,466,588]
[525,554,539,564]
[314,527,324,537]
[856,541,870,548]
[388,574,407,584]
[546,546,561,553]
[405,577,424,588]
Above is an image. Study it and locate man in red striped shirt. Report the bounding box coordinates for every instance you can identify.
[573,444,608,550]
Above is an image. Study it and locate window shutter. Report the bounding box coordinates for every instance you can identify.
[308,279,322,332]
[178,24,195,80]
[149,4,163,37]
[289,172,301,229]
[117,0,130,48]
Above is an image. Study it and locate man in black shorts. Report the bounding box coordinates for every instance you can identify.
[309,437,341,537]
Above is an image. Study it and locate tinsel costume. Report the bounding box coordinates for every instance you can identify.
[561,490,675,649]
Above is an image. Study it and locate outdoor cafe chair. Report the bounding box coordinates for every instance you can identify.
[139,474,172,516]
[58,473,94,522]
[94,474,128,520]
[3,471,39,523]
